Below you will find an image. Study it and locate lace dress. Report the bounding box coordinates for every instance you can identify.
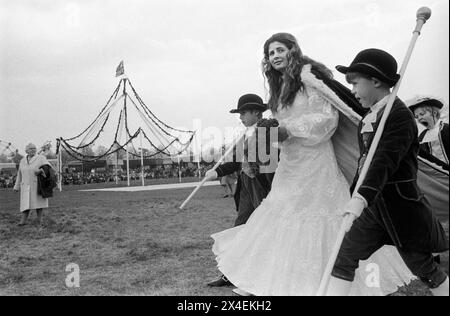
[211,72,415,296]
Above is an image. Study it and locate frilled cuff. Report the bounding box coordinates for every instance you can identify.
[357,185,379,207]
[353,192,368,208]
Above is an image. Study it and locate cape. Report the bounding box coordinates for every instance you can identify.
[37,164,57,198]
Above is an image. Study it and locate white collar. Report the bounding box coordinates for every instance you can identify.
[27,154,38,164]
[245,124,257,137]
[369,95,390,114]
[360,96,390,134]
[422,120,443,143]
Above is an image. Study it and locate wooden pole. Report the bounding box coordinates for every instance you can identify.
[58,145,63,191]
[316,7,432,296]
[126,137,130,187]
[122,78,130,187]
[140,130,145,187]
[115,151,119,184]
[178,155,182,183]
[198,142,201,180]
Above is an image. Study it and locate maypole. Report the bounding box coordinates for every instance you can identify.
[123,77,131,187]
[56,60,195,189]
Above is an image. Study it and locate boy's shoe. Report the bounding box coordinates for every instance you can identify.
[207,275,233,287]
[232,288,254,296]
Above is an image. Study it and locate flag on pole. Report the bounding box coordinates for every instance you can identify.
[115,60,124,77]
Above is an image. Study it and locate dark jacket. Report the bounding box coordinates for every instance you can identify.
[216,129,277,212]
[37,164,57,198]
[418,122,449,170]
[216,161,275,211]
[216,161,242,209]
[351,98,448,253]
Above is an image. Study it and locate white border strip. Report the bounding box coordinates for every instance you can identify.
[79,181,221,192]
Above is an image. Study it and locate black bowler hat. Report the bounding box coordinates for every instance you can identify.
[407,96,444,113]
[230,94,267,114]
[336,48,400,87]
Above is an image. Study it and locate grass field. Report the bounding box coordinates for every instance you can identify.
[0,179,448,296]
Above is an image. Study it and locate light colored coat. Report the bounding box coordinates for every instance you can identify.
[14,154,49,212]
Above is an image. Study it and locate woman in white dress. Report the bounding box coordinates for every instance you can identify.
[14,143,50,226]
[211,33,414,296]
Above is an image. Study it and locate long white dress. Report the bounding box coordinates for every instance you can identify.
[211,65,415,296]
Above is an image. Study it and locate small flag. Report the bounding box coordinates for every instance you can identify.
[115,60,124,77]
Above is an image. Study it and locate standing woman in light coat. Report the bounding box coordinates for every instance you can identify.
[14,143,49,226]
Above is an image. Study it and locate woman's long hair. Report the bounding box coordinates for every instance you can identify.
[262,33,333,112]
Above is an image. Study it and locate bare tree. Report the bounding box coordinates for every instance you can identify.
[95,145,109,156]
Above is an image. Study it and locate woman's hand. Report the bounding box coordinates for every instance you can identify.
[277,126,289,143]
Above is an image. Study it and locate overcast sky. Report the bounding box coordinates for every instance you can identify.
[1,0,449,154]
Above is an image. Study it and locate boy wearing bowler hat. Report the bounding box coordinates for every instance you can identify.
[205,93,276,287]
[326,49,449,296]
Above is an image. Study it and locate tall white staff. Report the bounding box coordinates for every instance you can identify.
[316,7,432,296]
[179,133,245,210]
